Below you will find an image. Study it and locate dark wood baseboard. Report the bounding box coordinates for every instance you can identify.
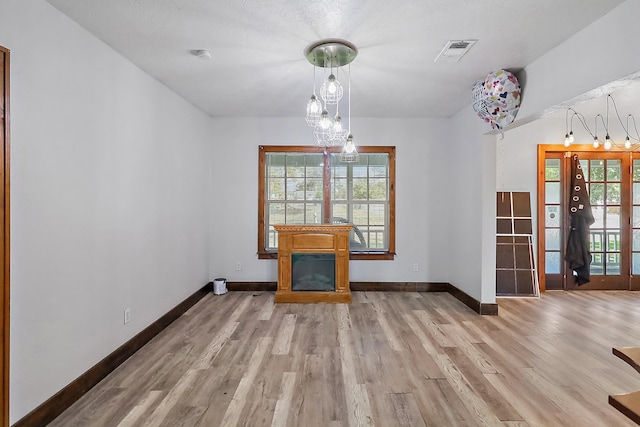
[445,284,499,315]
[226,281,276,292]
[226,281,498,315]
[13,282,213,427]
[350,282,450,292]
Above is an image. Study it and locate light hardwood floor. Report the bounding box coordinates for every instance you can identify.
[49,291,640,426]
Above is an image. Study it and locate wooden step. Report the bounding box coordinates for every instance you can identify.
[613,347,640,375]
[609,391,640,425]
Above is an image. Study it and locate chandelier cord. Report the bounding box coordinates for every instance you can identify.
[335,66,340,117]
[348,63,351,132]
[567,108,595,138]
[595,114,607,137]
[323,61,328,110]
[609,94,640,142]
[312,65,317,96]
[629,115,640,142]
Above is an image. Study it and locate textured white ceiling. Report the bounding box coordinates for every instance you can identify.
[47,0,625,118]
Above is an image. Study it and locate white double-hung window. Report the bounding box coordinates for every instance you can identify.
[258,145,395,260]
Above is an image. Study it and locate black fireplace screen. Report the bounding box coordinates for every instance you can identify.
[291,253,336,291]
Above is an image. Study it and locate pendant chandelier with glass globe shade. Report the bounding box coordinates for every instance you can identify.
[304,39,358,162]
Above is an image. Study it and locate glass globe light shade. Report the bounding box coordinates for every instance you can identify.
[320,74,343,105]
[313,110,333,146]
[332,115,343,134]
[330,115,348,145]
[313,127,333,146]
[305,95,323,126]
[340,134,359,162]
[344,136,355,153]
[317,109,331,130]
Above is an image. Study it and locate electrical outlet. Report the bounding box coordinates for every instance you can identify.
[236,262,242,271]
[413,263,419,272]
[124,308,131,324]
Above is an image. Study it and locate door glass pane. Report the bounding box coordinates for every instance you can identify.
[545,229,560,250]
[633,206,640,227]
[607,231,621,252]
[606,207,621,228]
[545,252,560,274]
[544,158,562,281]
[634,159,640,181]
[606,183,621,204]
[545,205,560,227]
[590,231,603,252]
[580,160,589,181]
[590,183,605,205]
[545,159,561,180]
[590,160,604,181]
[634,253,640,275]
[545,182,560,204]
[607,160,621,181]
[591,207,605,228]
[591,253,604,275]
[606,253,621,275]
[634,183,640,204]
[633,230,640,251]
[634,160,640,277]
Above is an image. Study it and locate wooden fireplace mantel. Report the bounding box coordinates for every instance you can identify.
[274,224,352,303]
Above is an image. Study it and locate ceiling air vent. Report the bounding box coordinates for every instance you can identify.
[434,39,477,63]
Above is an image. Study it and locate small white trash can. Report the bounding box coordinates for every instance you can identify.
[213,278,227,295]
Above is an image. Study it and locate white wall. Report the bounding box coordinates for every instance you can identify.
[1,0,212,422]
[209,117,453,284]
[447,106,498,303]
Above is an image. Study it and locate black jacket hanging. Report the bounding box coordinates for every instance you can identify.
[565,154,595,285]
